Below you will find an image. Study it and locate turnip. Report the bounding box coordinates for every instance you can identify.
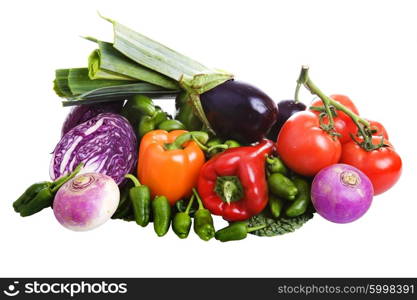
[311,164,373,223]
[53,173,119,231]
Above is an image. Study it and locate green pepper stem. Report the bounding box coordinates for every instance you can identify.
[191,135,208,151]
[51,163,84,193]
[247,224,267,233]
[165,131,209,150]
[207,144,228,152]
[125,174,141,187]
[185,195,195,215]
[192,188,204,210]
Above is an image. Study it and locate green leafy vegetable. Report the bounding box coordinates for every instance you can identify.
[248,208,315,237]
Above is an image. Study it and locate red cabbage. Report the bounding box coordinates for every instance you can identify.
[61,101,123,136]
[50,113,137,185]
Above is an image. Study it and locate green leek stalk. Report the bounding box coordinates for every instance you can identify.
[86,37,179,89]
[53,68,132,98]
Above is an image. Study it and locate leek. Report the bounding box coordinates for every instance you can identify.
[62,82,179,106]
[87,38,179,89]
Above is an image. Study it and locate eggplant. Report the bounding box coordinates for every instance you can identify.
[267,99,306,140]
[200,80,278,143]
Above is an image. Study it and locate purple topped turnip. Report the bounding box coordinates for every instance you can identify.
[311,164,373,223]
[53,173,120,231]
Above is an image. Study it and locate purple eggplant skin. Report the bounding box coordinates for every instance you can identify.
[61,101,123,136]
[200,80,278,143]
[267,99,306,140]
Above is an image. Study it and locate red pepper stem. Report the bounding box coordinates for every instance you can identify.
[125,174,141,187]
[192,188,205,210]
[185,195,195,214]
[247,224,267,233]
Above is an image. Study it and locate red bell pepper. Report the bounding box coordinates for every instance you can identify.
[197,139,274,221]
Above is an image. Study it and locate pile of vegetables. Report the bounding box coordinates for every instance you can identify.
[13,16,402,242]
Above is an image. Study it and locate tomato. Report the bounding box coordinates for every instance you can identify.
[310,94,359,144]
[367,119,389,140]
[276,111,342,177]
[340,136,402,195]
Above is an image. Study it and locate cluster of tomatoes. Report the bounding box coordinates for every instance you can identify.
[276,94,402,195]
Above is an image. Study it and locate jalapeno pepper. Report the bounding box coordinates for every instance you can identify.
[197,139,274,221]
[125,174,151,227]
[172,195,194,239]
[13,163,83,217]
[215,221,266,242]
[192,188,215,241]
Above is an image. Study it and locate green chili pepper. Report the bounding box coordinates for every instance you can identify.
[224,140,240,148]
[13,181,51,211]
[175,92,202,131]
[138,115,156,138]
[152,196,171,237]
[192,188,215,241]
[133,95,156,116]
[152,109,168,126]
[121,95,155,126]
[206,139,240,156]
[268,173,298,201]
[269,194,284,218]
[286,176,311,217]
[125,174,151,227]
[215,222,266,242]
[17,185,54,217]
[112,183,133,220]
[206,138,223,148]
[158,119,185,131]
[172,195,195,239]
[266,156,288,175]
[13,163,84,217]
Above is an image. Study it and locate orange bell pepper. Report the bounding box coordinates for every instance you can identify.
[137,130,206,205]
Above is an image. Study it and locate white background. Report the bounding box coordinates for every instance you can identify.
[0,0,416,277]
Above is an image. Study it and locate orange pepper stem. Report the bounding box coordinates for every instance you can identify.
[125,174,141,187]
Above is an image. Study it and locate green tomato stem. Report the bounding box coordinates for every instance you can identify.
[299,66,374,147]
